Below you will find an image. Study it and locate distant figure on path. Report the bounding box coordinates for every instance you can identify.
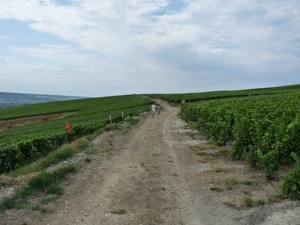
[151,103,156,118]
[157,105,161,118]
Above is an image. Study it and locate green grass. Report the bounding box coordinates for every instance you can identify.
[111,209,127,215]
[267,193,285,204]
[32,196,58,213]
[27,165,75,192]
[141,163,149,171]
[86,148,98,155]
[240,180,256,185]
[0,187,34,210]
[84,158,92,163]
[32,205,53,214]
[39,196,59,205]
[244,197,266,207]
[214,167,229,173]
[223,201,237,208]
[210,186,223,192]
[224,178,256,191]
[10,138,89,176]
[225,178,239,186]
[125,117,140,126]
[0,165,75,212]
[243,191,252,196]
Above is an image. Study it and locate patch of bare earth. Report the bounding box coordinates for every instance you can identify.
[1,100,300,225]
[0,113,73,132]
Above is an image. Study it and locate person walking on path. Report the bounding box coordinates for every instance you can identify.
[151,103,156,118]
[157,104,161,118]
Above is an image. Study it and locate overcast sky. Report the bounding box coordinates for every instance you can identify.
[0,0,300,97]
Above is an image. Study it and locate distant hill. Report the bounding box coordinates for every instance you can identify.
[0,92,85,109]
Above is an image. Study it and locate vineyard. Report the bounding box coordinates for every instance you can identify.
[1,85,300,201]
[0,95,153,174]
[147,84,300,103]
[178,90,300,200]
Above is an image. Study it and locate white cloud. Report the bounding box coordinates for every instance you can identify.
[0,0,299,96]
[11,44,94,66]
[0,35,11,40]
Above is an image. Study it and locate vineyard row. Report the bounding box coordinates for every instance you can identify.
[180,93,300,199]
[0,95,153,174]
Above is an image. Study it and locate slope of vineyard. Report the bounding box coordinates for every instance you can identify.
[179,92,300,199]
[147,84,300,103]
[2,84,300,199]
[0,95,153,173]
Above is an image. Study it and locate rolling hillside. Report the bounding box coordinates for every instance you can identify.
[0,92,84,109]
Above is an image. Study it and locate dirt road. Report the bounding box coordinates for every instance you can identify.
[1,100,300,225]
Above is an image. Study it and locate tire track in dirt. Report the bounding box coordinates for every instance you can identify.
[159,101,240,225]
